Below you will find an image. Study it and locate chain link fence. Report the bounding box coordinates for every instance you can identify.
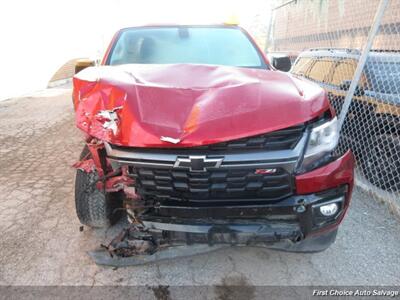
[266,0,400,216]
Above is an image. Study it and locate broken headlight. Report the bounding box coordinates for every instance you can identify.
[298,117,339,173]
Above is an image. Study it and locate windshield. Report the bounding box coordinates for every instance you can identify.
[107,26,266,68]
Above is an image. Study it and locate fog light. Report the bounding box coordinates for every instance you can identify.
[319,203,338,216]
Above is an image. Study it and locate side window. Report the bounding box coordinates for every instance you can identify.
[365,61,400,94]
[291,57,313,76]
[331,59,357,86]
[307,59,335,83]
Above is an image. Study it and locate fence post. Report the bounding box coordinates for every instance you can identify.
[337,0,390,131]
[265,9,275,52]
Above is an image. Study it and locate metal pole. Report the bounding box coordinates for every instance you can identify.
[265,9,276,52]
[338,0,389,131]
[265,0,297,52]
[272,0,297,11]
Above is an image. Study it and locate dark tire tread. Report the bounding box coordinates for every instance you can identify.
[74,146,122,228]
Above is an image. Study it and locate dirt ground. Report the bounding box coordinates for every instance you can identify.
[0,89,399,294]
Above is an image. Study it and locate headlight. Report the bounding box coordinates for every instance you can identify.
[298,117,339,173]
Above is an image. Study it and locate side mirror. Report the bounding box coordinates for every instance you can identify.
[271,56,292,72]
[75,58,95,74]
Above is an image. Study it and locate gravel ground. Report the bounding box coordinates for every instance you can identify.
[0,90,399,290]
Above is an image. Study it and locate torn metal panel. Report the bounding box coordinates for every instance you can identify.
[86,140,106,177]
[160,136,181,144]
[89,244,229,267]
[72,158,95,173]
[73,63,330,148]
[73,140,135,193]
[90,224,243,267]
[102,227,158,257]
[96,107,122,136]
[100,167,135,193]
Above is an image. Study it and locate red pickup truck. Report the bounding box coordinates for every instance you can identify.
[73,24,354,253]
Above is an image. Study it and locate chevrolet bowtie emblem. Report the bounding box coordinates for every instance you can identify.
[174,156,224,172]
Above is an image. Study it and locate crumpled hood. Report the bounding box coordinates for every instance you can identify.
[73,63,329,147]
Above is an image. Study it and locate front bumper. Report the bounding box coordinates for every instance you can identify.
[139,151,354,250]
[142,185,348,246]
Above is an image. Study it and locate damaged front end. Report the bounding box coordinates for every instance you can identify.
[73,135,352,266]
[72,138,238,265]
[72,64,353,265]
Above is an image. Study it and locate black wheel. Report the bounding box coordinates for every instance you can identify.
[360,134,400,192]
[75,146,123,228]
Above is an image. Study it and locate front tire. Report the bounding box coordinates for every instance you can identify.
[74,146,123,228]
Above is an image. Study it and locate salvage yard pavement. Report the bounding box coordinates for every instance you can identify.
[0,89,399,288]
